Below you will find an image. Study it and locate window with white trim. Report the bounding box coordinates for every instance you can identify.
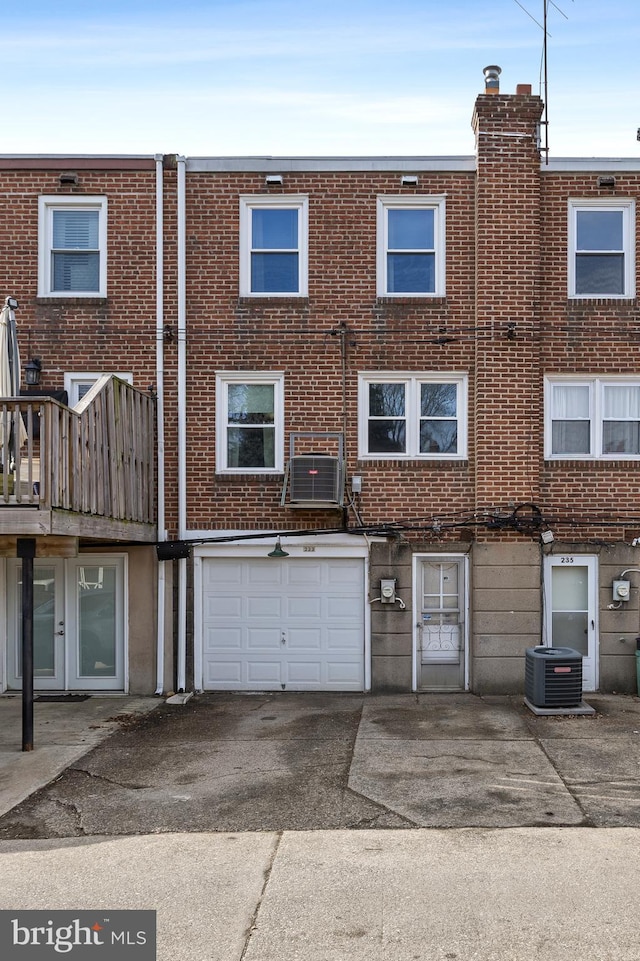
[377,196,445,297]
[239,196,308,296]
[568,199,635,298]
[216,373,284,472]
[64,372,133,407]
[546,377,640,458]
[358,373,467,459]
[39,196,107,297]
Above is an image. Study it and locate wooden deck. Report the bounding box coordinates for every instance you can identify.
[0,376,156,541]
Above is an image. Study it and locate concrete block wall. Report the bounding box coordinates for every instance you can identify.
[471,542,541,694]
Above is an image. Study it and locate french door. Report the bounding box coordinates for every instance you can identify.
[543,555,598,692]
[414,555,468,691]
[7,555,126,691]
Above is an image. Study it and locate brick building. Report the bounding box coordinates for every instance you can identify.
[2,68,640,698]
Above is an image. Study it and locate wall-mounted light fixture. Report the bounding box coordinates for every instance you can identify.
[267,537,289,557]
[58,171,79,186]
[597,176,616,189]
[265,174,284,187]
[401,175,419,186]
[24,357,42,387]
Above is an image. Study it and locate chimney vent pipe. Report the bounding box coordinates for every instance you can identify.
[483,65,501,94]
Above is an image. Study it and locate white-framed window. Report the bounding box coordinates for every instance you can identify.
[216,372,284,473]
[239,196,308,297]
[358,372,467,459]
[64,372,133,407]
[38,196,108,297]
[377,196,446,297]
[568,199,635,298]
[545,376,640,458]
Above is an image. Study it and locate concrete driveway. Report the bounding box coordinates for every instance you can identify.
[0,691,639,837]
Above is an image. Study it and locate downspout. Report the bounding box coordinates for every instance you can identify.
[176,156,188,692]
[154,154,166,695]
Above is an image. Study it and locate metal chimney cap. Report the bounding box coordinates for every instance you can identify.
[483,65,502,82]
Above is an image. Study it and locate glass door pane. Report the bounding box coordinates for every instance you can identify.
[7,561,64,690]
[67,556,125,690]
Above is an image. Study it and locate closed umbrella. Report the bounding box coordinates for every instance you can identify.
[0,296,27,470]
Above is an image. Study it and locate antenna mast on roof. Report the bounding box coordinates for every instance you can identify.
[513,0,571,164]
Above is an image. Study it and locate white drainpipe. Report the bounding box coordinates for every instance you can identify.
[176,155,187,693]
[154,154,166,696]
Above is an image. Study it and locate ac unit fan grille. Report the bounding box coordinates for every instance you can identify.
[290,455,341,503]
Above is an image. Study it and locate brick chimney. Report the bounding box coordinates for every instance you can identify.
[471,69,545,515]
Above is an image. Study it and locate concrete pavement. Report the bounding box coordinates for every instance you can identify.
[1,692,640,959]
[2,829,640,960]
[1,691,640,834]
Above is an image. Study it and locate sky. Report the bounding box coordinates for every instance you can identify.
[3,0,640,159]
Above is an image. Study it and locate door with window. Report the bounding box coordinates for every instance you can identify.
[544,555,598,691]
[7,555,125,691]
[414,556,467,691]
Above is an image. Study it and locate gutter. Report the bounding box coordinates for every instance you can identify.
[176,156,188,693]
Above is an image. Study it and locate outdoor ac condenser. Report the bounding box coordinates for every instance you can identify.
[289,455,341,504]
[524,646,583,708]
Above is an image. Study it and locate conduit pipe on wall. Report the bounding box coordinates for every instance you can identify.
[154,154,167,696]
[176,156,188,693]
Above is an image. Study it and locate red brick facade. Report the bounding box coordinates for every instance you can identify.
[2,75,640,696]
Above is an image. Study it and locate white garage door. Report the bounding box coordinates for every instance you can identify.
[201,557,365,691]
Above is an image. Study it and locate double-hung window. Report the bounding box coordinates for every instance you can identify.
[377,196,445,297]
[38,196,107,297]
[546,377,640,458]
[240,196,308,296]
[568,199,635,298]
[359,373,467,459]
[216,372,284,473]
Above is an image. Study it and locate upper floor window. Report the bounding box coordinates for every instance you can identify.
[377,196,445,297]
[546,376,640,458]
[38,196,107,297]
[239,196,308,297]
[358,372,467,459]
[216,372,284,473]
[568,199,635,298]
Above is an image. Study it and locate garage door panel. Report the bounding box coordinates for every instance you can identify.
[287,596,322,618]
[286,629,322,650]
[205,660,243,685]
[326,628,362,651]
[247,595,283,618]
[247,566,285,588]
[201,557,365,691]
[204,595,243,618]
[246,629,282,650]
[204,627,243,651]
[247,661,283,684]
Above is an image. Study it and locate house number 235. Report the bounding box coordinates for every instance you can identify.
[560,556,575,564]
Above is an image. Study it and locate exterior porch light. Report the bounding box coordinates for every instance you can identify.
[267,537,289,558]
[24,357,42,387]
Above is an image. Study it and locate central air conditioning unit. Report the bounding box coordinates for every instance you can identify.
[283,432,344,508]
[525,646,583,708]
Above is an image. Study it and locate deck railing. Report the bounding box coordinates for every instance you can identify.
[0,376,155,524]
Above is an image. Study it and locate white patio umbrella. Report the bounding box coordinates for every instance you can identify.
[0,297,27,468]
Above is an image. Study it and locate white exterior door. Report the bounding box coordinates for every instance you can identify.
[414,555,468,691]
[544,555,598,692]
[200,557,365,691]
[6,555,126,692]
